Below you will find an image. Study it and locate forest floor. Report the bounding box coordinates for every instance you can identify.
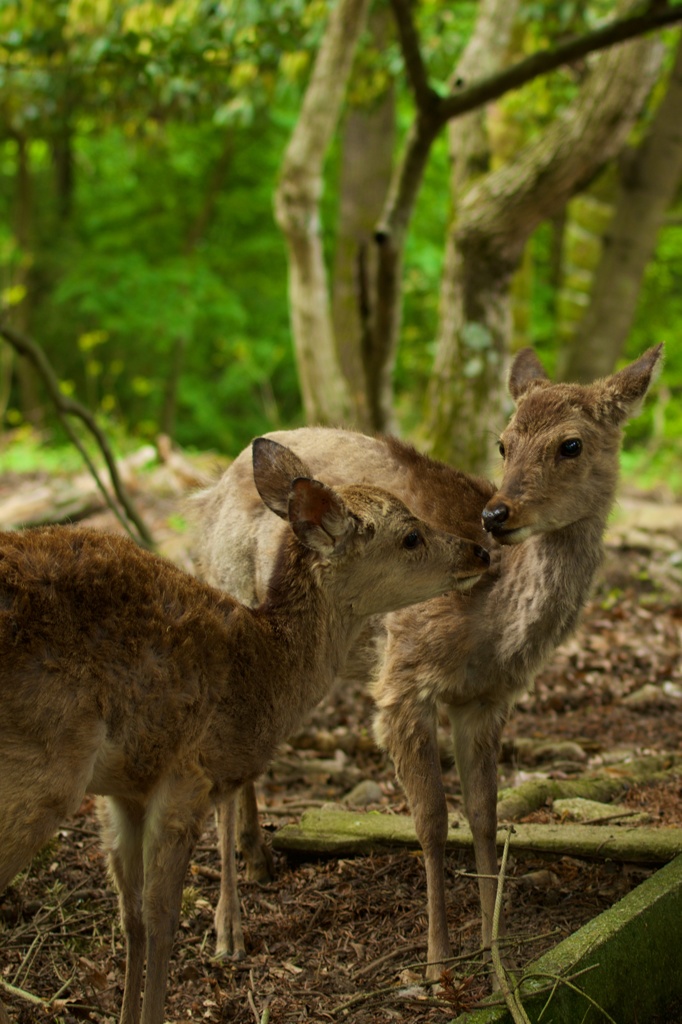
[0,448,681,1024]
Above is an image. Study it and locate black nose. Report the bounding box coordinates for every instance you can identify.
[473,544,490,565]
[482,503,509,531]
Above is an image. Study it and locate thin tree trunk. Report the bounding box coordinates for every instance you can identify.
[425,0,519,460]
[332,8,396,432]
[426,33,663,471]
[275,0,370,425]
[332,92,396,430]
[560,32,682,383]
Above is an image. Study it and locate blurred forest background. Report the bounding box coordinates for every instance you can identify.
[1,0,681,494]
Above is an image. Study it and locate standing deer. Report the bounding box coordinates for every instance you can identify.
[194,345,663,977]
[0,438,490,1024]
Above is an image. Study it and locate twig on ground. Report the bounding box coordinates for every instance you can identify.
[532,968,618,1024]
[191,862,222,881]
[0,977,51,1009]
[247,987,261,1024]
[11,934,42,988]
[491,826,532,1024]
[353,941,427,977]
[481,964,602,1012]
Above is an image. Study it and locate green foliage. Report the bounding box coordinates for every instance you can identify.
[0,427,93,473]
[0,0,324,128]
[0,0,312,454]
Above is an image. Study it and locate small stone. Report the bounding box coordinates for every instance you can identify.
[343,780,383,808]
[515,869,560,890]
[553,797,650,824]
[531,741,588,765]
[622,684,674,709]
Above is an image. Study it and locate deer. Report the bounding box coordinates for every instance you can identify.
[193,344,663,979]
[0,437,491,1024]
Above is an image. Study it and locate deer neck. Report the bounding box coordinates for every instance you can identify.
[248,545,361,740]
[492,511,607,675]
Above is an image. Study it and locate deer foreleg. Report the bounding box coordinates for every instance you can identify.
[140,777,210,1024]
[448,702,506,953]
[98,798,146,1024]
[375,697,452,981]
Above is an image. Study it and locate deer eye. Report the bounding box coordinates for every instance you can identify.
[402,529,423,550]
[498,441,505,458]
[559,438,582,458]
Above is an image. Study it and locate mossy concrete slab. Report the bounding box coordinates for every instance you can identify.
[272,806,682,864]
[452,853,682,1024]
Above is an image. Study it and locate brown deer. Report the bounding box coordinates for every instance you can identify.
[194,345,663,977]
[0,438,490,1024]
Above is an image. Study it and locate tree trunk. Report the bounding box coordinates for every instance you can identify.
[559,32,682,383]
[275,0,370,426]
[332,9,396,432]
[424,0,519,463]
[426,33,663,472]
[555,182,616,355]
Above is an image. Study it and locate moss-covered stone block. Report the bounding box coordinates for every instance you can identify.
[452,854,682,1023]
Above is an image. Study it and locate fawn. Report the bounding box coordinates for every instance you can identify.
[194,345,663,977]
[0,438,490,1024]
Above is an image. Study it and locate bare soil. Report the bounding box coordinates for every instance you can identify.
[0,464,681,1023]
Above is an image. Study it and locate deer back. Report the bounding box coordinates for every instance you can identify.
[192,427,494,606]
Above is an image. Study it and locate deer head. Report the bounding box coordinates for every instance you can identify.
[252,438,490,615]
[481,345,664,544]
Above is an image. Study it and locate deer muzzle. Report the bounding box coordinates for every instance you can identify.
[452,542,490,591]
[481,500,531,545]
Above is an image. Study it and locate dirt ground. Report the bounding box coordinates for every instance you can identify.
[0,462,681,1023]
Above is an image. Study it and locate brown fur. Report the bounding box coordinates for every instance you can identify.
[0,438,488,1024]
[193,345,663,979]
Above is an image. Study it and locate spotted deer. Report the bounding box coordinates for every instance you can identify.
[193,345,663,978]
[0,438,489,1024]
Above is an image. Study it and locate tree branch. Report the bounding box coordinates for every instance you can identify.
[438,4,682,126]
[0,317,155,549]
[381,2,682,241]
[388,0,438,111]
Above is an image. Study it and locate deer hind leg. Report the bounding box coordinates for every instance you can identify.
[0,736,101,892]
[237,782,274,882]
[374,695,452,982]
[97,797,146,1024]
[214,794,246,959]
[447,702,506,956]
[0,743,99,1022]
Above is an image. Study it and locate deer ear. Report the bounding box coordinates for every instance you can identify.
[508,348,550,401]
[597,343,664,424]
[252,438,313,519]
[288,478,355,555]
